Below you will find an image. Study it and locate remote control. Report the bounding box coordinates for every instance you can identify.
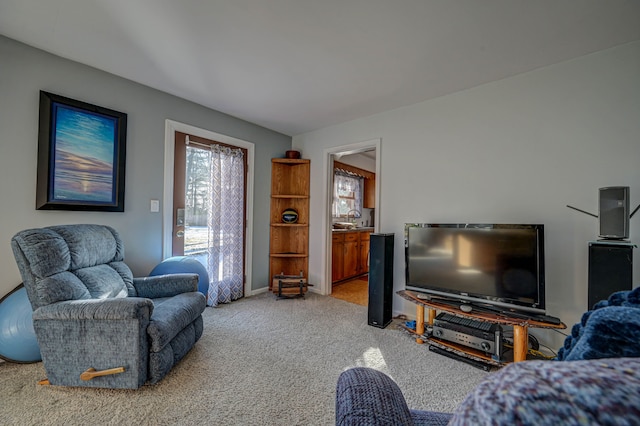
[532,314,561,325]
[501,310,561,325]
[501,310,531,320]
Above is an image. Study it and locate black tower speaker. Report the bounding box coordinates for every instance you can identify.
[599,186,630,239]
[588,241,633,309]
[368,233,394,328]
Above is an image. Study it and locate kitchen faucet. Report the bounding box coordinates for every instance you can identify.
[346,209,361,224]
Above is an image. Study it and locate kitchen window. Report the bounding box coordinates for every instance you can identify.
[333,171,362,218]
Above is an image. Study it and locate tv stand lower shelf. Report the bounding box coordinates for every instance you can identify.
[428,345,493,371]
[398,322,504,368]
[397,290,566,365]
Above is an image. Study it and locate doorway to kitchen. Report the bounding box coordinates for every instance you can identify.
[325,139,380,305]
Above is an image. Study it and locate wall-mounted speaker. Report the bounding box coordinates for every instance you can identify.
[368,233,394,328]
[599,186,629,240]
[588,241,633,309]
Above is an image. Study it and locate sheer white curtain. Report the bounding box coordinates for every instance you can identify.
[206,144,245,306]
[333,171,362,217]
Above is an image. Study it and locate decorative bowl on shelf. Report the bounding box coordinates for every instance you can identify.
[282,208,299,223]
[285,150,301,159]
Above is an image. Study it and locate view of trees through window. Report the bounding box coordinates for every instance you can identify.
[185,146,210,257]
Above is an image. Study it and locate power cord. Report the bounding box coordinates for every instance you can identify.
[502,342,556,360]
[553,328,569,337]
[502,331,557,359]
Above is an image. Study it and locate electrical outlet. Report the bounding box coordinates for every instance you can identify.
[150,199,160,212]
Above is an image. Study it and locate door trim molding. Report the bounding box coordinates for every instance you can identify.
[323,138,381,295]
[164,119,255,296]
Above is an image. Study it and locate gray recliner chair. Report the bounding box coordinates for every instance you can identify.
[11,224,206,389]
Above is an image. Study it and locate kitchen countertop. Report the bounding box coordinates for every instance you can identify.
[332,227,374,232]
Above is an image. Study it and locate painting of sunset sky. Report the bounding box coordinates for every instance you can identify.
[52,103,117,203]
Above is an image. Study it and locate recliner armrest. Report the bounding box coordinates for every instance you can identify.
[336,367,416,426]
[33,297,154,321]
[132,274,199,299]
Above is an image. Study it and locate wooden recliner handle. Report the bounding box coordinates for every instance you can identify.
[80,367,126,381]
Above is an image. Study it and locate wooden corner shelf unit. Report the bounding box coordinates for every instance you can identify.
[397,290,566,367]
[269,158,310,296]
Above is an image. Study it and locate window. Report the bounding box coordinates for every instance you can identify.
[333,171,362,218]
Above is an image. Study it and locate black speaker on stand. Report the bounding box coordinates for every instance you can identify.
[588,241,633,309]
[368,233,394,328]
[599,186,630,239]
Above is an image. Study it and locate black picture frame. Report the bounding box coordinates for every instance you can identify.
[36,91,127,211]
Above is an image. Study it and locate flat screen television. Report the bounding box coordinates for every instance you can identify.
[404,223,545,314]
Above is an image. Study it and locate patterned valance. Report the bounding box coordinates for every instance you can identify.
[334,161,374,180]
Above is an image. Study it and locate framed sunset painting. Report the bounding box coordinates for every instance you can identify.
[36,91,127,211]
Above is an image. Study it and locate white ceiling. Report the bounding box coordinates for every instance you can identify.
[2,1,639,136]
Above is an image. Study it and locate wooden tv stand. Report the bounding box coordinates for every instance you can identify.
[397,290,566,365]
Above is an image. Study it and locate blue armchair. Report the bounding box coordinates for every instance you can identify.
[11,224,206,389]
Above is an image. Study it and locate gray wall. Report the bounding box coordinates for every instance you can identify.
[0,36,291,297]
[294,41,640,349]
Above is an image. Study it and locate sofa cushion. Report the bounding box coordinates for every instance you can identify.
[558,287,640,361]
[12,228,71,278]
[49,224,123,269]
[561,306,640,361]
[449,357,640,425]
[147,292,206,352]
[12,224,132,306]
[75,265,129,299]
[37,271,92,306]
[109,261,136,296]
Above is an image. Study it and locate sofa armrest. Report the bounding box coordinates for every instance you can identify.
[33,297,154,321]
[132,274,198,299]
[336,367,416,426]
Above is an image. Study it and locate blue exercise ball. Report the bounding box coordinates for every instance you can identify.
[149,256,210,299]
[0,284,41,363]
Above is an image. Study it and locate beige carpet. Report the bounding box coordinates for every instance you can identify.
[0,292,488,426]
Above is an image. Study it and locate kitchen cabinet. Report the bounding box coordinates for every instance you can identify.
[331,229,371,284]
[343,232,359,278]
[363,176,375,209]
[358,231,370,274]
[332,233,345,283]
